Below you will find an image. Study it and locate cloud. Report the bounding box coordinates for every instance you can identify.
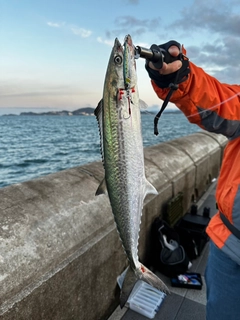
[165,0,240,83]
[46,21,92,38]
[0,88,73,98]
[0,81,95,109]
[123,0,139,4]
[171,1,240,37]
[47,21,65,28]
[189,36,240,83]
[97,37,114,46]
[187,36,240,65]
[70,27,92,38]
[106,15,162,39]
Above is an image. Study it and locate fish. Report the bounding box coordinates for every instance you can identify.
[94,34,169,307]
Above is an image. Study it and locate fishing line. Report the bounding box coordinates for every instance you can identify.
[186,92,240,119]
[141,92,240,120]
[140,110,156,116]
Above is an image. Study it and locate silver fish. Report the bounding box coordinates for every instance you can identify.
[95,35,169,307]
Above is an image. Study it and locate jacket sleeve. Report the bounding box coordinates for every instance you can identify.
[151,62,240,139]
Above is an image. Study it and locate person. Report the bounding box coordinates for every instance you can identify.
[145,40,240,320]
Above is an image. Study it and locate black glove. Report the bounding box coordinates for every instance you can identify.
[145,40,190,88]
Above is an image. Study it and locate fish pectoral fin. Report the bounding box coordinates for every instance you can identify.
[95,178,108,196]
[144,178,158,198]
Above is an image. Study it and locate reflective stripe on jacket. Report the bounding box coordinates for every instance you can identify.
[150,61,240,264]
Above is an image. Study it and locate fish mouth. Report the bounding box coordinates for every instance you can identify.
[114,35,134,57]
[124,34,134,56]
[113,35,135,89]
[114,38,124,54]
[124,34,133,47]
[123,35,135,89]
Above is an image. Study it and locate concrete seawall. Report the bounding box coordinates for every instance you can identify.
[0,132,227,320]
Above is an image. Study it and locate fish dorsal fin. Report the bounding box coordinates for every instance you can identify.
[94,99,104,166]
[94,101,108,197]
[143,178,158,199]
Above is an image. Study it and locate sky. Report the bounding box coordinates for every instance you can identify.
[1,0,240,115]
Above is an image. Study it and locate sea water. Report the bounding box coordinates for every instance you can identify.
[0,112,200,188]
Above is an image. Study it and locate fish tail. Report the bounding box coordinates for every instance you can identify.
[120,263,170,308]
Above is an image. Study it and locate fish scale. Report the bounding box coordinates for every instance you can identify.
[95,34,169,308]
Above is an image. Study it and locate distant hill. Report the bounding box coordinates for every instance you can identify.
[72,108,95,115]
[1,106,181,117]
[18,107,95,116]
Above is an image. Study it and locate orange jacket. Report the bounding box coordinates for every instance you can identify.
[151,62,240,264]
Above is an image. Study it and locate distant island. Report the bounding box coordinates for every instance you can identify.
[1,107,95,117]
[1,107,181,117]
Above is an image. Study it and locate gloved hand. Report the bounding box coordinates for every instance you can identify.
[145,40,190,88]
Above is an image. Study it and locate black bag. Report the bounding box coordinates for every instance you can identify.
[175,207,210,259]
[174,225,199,260]
[150,218,190,277]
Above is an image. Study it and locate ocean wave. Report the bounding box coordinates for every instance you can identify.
[0,114,200,188]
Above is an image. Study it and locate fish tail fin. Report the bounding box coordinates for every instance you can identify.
[120,264,169,308]
[138,263,170,293]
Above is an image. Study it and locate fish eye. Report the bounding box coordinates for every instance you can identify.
[114,55,122,65]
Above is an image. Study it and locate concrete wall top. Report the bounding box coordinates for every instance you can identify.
[0,162,114,306]
[0,131,228,319]
[198,131,228,147]
[144,132,227,185]
[167,132,221,162]
[144,142,194,182]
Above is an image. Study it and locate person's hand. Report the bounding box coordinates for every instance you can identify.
[148,45,182,75]
[145,40,189,88]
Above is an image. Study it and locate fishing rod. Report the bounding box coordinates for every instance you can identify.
[134,43,187,69]
[134,44,165,69]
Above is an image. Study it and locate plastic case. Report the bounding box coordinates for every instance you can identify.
[171,272,203,290]
[127,280,166,319]
[117,269,166,319]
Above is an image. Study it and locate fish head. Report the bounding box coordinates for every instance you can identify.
[123,34,137,90]
[104,38,124,90]
[104,35,137,91]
